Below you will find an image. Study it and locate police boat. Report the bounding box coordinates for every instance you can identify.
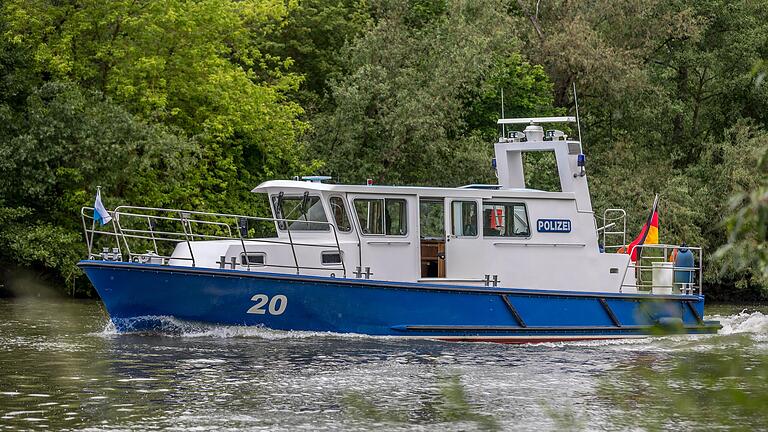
[78,116,721,343]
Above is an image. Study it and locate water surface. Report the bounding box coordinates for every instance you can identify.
[1,299,766,431]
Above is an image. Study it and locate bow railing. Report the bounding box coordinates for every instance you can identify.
[80,205,346,278]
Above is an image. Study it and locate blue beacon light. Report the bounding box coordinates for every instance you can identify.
[575,154,586,177]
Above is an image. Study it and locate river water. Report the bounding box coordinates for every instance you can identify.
[1,298,767,431]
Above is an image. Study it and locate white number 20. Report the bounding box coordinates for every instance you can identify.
[247,294,287,315]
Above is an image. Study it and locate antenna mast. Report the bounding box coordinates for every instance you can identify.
[572,81,583,150]
[501,88,505,138]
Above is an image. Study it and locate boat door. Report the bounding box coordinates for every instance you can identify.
[347,194,419,281]
[444,199,483,279]
[419,198,446,278]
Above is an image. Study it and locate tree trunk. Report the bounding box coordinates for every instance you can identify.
[671,66,689,150]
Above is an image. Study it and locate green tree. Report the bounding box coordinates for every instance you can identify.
[3,0,310,213]
[714,129,768,286]
[513,0,768,295]
[259,0,373,113]
[311,0,558,186]
[464,54,561,142]
[0,82,198,294]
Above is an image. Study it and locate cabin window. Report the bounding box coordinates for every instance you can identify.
[321,250,343,265]
[240,252,266,266]
[482,202,529,237]
[354,199,384,234]
[385,199,408,235]
[452,201,478,237]
[353,198,408,236]
[329,196,352,232]
[272,193,329,231]
[419,199,444,239]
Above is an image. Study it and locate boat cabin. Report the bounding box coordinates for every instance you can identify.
[159,116,633,293]
[83,116,704,295]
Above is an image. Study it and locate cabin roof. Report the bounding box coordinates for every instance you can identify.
[252,180,576,200]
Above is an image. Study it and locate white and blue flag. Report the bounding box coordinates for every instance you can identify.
[93,188,113,225]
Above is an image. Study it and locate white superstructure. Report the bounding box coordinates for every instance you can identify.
[162,116,636,293]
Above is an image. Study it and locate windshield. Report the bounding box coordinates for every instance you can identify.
[272,194,329,231]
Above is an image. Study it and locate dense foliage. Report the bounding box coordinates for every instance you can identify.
[0,0,765,298]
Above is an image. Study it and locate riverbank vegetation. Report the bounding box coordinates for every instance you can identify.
[0,0,766,298]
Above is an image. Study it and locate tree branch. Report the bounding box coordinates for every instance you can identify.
[516,0,544,40]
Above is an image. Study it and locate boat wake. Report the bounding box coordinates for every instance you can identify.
[94,311,768,344]
[535,311,768,348]
[95,316,375,340]
[709,311,768,339]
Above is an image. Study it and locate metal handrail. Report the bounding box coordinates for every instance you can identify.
[600,209,626,252]
[78,224,346,274]
[81,205,347,278]
[114,210,234,237]
[621,243,703,295]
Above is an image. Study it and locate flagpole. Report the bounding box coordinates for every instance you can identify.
[637,193,660,263]
[87,186,100,258]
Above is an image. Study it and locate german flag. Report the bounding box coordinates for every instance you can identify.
[627,194,659,262]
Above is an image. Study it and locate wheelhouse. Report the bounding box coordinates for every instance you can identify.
[247,175,628,293]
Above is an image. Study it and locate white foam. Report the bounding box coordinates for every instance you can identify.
[527,336,653,349]
[93,315,379,341]
[92,320,118,337]
[91,312,768,343]
[710,311,768,338]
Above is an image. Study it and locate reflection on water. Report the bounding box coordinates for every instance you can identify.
[343,375,499,431]
[0,298,766,431]
[598,310,768,431]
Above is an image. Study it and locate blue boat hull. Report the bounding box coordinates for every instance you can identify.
[78,260,720,343]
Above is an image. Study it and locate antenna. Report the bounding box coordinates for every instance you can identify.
[501,88,505,138]
[572,81,583,149]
